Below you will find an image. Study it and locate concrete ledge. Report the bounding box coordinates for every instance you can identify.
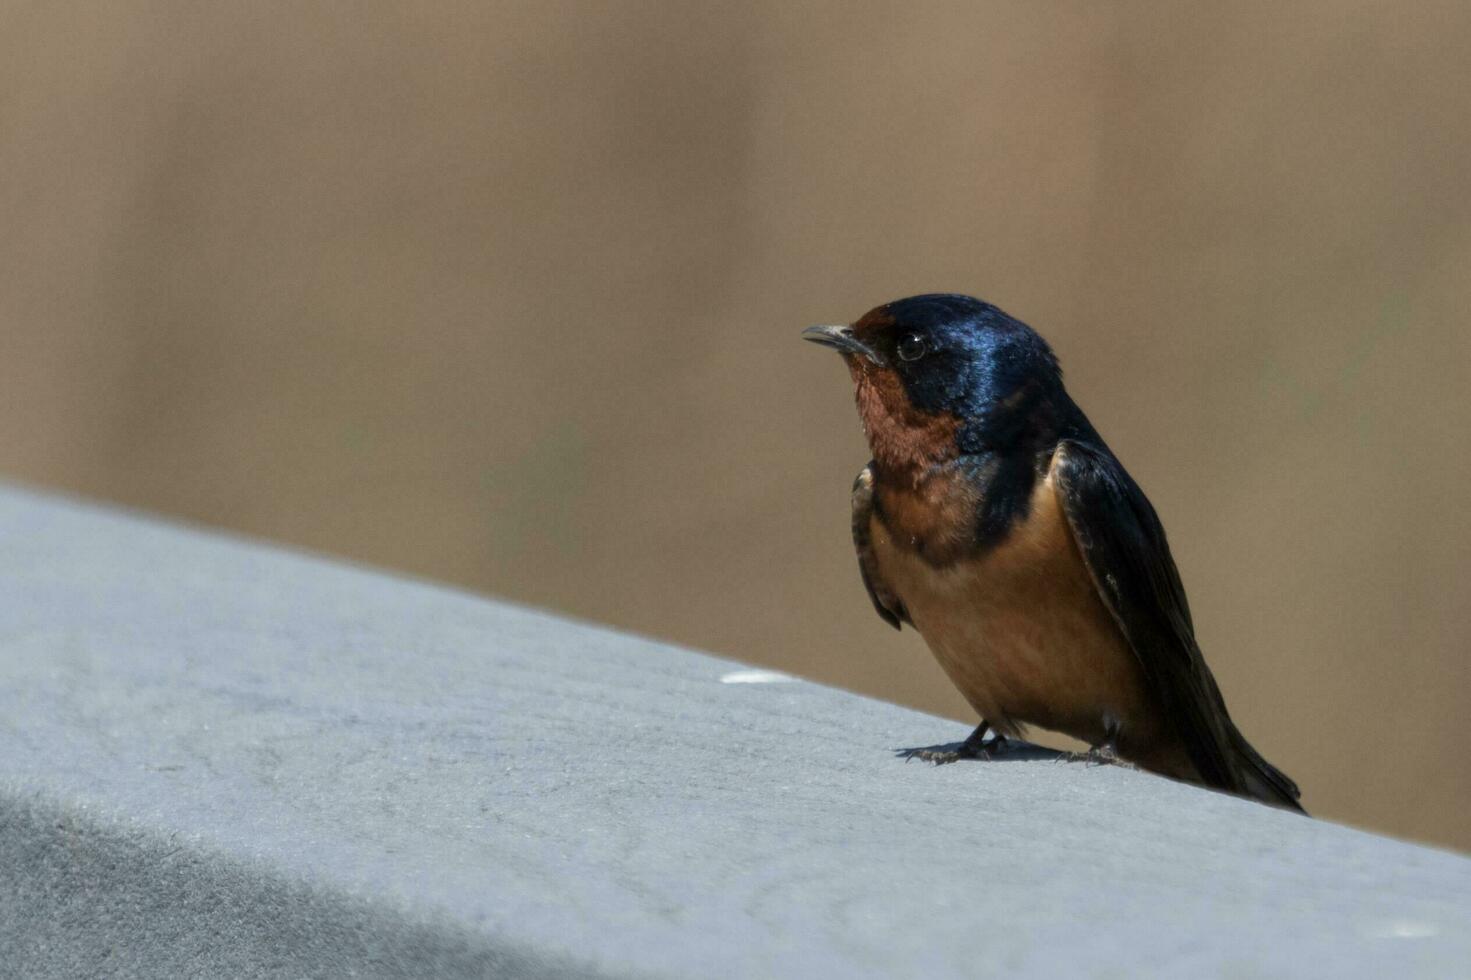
[1,485,1468,978]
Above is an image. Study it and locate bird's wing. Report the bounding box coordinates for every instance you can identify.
[852,463,908,630]
[1051,439,1245,792]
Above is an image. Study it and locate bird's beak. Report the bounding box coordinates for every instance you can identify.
[801,324,884,365]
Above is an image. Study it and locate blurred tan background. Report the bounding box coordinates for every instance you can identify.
[3,2,1469,850]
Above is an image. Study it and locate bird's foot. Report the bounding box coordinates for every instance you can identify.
[896,726,1007,765]
[1060,718,1131,768]
[1060,744,1134,769]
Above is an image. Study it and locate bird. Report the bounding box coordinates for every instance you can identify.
[803,293,1304,812]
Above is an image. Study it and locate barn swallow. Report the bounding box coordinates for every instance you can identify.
[804,294,1304,811]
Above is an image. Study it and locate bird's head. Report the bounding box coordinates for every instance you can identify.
[803,294,1068,478]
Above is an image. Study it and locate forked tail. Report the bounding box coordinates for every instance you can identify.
[1229,723,1305,814]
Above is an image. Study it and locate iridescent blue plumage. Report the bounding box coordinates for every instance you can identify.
[876,293,1082,455]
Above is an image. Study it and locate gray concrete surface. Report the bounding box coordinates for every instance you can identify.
[1,484,1468,979]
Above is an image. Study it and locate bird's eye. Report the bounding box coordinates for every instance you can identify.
[896,333,927,362]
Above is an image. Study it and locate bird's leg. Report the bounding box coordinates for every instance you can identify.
[897,721,1008,764]
[958,721,1005,758]
[1081,717,1124,767]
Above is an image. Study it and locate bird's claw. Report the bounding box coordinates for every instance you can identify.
[898,746,966,764]
[896,735,1008,765]
[1059,744,1133,769]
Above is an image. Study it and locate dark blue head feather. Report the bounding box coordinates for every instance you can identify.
[860,294,1072,452]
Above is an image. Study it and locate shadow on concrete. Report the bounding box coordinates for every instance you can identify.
[893,737,1068,764]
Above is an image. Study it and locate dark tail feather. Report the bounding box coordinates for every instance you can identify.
[1229,724,1306,814]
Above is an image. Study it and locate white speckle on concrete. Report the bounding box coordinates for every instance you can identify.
[1371,920,1439,940]
[719,669,795,684]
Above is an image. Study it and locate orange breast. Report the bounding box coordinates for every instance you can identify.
[870,462,1160,749]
